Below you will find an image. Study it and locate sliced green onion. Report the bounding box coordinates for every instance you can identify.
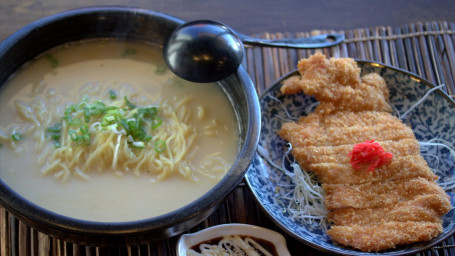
[106,124,118,131]
[51,96,164,149]
[120,119,131,134]
[68,130,77,141]
[75,135,84,145]
[138,107,158,119]
[46,123,62,147]
[50,133,61,140]
[11,132,23,141]
[77,101,89,110]
[47,123,62,133]
[151,116,163,130]
[124,96,136,109]
[108,90,117,100]
[83,134,90,144]
[71,132,90,145]
[67,118,82,126]
[53,141,61,148]
[127,119,137,132]
[45,54,59,68]
[83,107,90,123]
[102,116,115,127]
[155,65,167,74]
[155,140,166,153]
[80,124,89,134]
[63,104,79,124]
[126,117,147,141]
[81,95,90,103]
[63,104,77,120]
[65,104,77,114]
[106,108,122,118]
[105,106,119,111]
[122,48,136,57]
[131,141,145,149]
[90,101,106,116]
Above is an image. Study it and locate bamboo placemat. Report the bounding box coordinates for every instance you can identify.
[1,21,455,256]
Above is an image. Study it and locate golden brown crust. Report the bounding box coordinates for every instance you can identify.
[327,222,443,252]
[281,120,415,147]
[302,155,437,185]
[323,177,448,210]
[279,111,416,148]
[280,52,392,114]
[329,194,452,225]
[277,53,451,252]
[293,139,420,166]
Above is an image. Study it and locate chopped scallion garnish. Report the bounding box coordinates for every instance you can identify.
[155,140,166,153]
[109,90,117,100]
[90,101,106,116]
[151,116,163,130]
[124,96,136,109]
[46,123,62,148]
[47,123,62,133]
[120,119,131,134]
[122,48,136,57]
[69,130,77,141]
[68,127,90,145]
[53,141,61,148]
[50,133,61,140]
[11,132,22,141]
[155,65,167,74]
[132,141,145,149]
[138,106,158,119]
[47,95,163,149]
[45,54,59,68]
[68,118,82,126]
[80,124,89,134]
[83,107,90,122]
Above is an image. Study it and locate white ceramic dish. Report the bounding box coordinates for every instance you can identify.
[176,223,291,256]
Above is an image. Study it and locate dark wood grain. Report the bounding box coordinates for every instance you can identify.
[1,0,455,41]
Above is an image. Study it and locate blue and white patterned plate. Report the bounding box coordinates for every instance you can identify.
[245,60,455,255]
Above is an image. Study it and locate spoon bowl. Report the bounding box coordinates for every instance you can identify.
[164,20,244,83]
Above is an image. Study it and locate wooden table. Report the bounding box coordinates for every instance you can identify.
[1,1,455,255]
[1,0,455,40]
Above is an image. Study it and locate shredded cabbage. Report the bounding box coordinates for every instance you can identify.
[257,144,328,231]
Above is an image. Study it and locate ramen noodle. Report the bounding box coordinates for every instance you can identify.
[188,235,277,256]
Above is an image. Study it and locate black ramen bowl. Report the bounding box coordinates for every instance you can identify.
[0,6,260,245]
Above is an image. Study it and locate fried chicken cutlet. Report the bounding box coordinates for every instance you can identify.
[278,53,451,252]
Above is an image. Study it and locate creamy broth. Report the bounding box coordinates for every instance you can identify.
[0,40,238,221]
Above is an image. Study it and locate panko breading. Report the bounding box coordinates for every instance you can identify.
[323,177,449,210]
[281,118,415,147]
[295,139,421,165]
[329,194,452,225]
[281,53,392,114]
[303,155,437,185]
[327,221,442,252]
[278,53,451,252]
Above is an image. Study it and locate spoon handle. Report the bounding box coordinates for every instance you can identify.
[238,33,344,49]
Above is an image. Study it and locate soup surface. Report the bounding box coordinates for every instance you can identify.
[0,40,238,221]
